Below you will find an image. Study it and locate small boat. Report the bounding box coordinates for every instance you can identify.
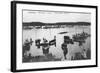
[72,31,90,42]
[58,31,68,34]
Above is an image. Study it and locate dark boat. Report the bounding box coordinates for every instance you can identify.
[58,31,68,34]
[72,31,90,42]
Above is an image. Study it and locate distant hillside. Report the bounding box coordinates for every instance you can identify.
[23,22,91,27]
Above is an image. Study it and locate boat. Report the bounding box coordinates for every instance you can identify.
[72,31,90,42]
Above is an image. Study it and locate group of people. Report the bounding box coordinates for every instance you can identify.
[23,35,88,60]
[35,36,56,55]
[23,36,56,57]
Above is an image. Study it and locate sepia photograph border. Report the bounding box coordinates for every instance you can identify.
[11,1,98,72]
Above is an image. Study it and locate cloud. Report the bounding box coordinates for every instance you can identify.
[23,10,91,23]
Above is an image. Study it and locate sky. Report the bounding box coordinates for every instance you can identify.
[23,10,91,23]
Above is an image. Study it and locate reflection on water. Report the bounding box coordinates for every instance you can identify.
[23,25,91,62]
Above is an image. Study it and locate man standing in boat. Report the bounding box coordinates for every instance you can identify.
[42,38,50,55]
[61,36,73,60]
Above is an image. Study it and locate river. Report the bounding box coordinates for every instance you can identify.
[23,25,91,60]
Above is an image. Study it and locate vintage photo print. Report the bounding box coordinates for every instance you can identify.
[22,10,91,63]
